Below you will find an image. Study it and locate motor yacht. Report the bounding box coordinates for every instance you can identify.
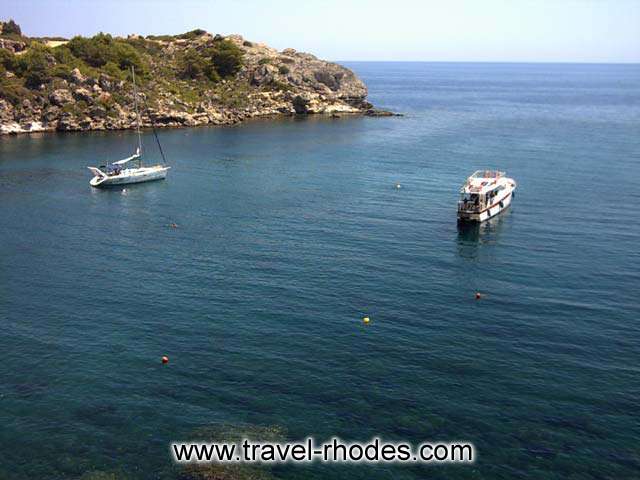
[457,170,517,222]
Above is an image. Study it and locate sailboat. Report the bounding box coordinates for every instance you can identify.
[88,67,170,187]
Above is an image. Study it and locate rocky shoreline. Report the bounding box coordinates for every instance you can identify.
[0,24,395,136]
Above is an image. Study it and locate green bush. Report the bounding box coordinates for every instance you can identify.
[67,33,111,67]
[258,57,271,65]
[178,40,242,81]
[52,45,81,68]
[278,65,290,75]
[16,46,52,88]
[0,48,17,71]
[67,33,145,74]
[0,76,30,105]
[178,49,221,82]
[210,39,243,78]
[51,63,72,80]
[112,42,143,71]
[125,37,161,55]
[267,79,292,92]
[102,61,124,79]
[175,29,206,40]
[179,49,208,79]
[145,34,174,42]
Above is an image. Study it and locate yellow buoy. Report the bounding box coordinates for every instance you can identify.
[363,316,370,324]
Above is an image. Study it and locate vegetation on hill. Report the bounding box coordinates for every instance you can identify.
[0,21,244,107]
[0,19,376,135]
[178,40,243,82]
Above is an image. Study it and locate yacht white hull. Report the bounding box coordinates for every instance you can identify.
[89,165,170,188]
[458,188,515,222]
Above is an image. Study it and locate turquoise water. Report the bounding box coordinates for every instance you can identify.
[1,62,639,479]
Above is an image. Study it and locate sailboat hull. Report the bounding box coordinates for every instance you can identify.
[90,166,170,188]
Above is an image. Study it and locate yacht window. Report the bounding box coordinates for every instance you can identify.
[462,193,479,203]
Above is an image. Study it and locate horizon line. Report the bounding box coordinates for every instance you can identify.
[336,60,640,65]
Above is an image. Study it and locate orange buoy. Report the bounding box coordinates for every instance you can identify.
[475,292,482,300]
[161,355,169,364]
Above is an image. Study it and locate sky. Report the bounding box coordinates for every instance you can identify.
[2,0,638,62]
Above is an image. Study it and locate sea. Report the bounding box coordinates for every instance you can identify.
[1,62,639,480]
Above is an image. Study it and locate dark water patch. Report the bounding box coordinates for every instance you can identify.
[11,380,50,398]
[74,404,124,428]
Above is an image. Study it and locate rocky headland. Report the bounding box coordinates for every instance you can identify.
[0,20,393,136]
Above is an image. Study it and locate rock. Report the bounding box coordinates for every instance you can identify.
[365,109,401,117]
[250,64,278,86]
[21,121,45,132]
[151,110,195,126]
[56,113,79,131]
[70,68,86,84]
[79,117,94,130]
[43,53,56,67]
[0,99,14,123]
[98,74,112,91]
[97,92,112,103]
[42,107,61,123]
[0,38,27,53]
[73,88,93,103]
[314,70,339,90]
[89,105,107,118]
[49,89,73,106]
[1,122,23,134]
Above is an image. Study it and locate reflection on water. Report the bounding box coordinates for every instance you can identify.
[456,209,512,260]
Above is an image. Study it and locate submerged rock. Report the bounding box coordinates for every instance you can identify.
[178,423,286,480]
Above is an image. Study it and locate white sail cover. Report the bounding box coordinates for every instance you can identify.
[113,148,141,165]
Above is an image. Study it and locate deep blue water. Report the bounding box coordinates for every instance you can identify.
[1,62,639,480]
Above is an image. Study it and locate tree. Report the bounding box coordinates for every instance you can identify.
[209,40,243,78]
[68,33,115,67]
[179,49,220,82]
[67,33,145,74]
[17,47,52,88]
[179,49,209,79]
[3,19,22,36]
[112,41,144,73]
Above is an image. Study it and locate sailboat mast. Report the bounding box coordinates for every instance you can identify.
[131,66,142,167]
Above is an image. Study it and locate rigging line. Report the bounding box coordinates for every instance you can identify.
[138,78,168,166]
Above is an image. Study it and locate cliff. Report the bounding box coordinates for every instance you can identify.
[0,22,390,135]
